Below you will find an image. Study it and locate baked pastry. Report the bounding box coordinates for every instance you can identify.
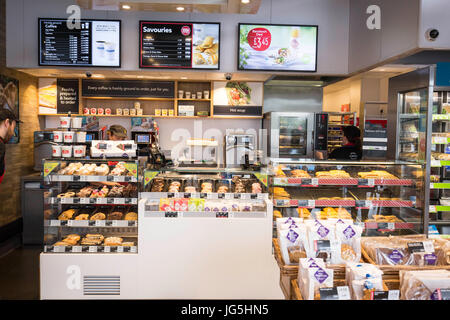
[104,237,123,246]
[75,214,89,220]
[107,211,123,220]
[54,241,69,246]
[150,178,165,192]
[217,185,229,193]
[297,208,310,218]
[90,212,106,221]
[124,212,138,221]
[251,182,262,193]
[274,210,283,219]
[121,242,135,247]
[341,244,357,262]
[291,169,311,178]
[58,209,76,220]
[81,234,104,245]
[184,186,197,193]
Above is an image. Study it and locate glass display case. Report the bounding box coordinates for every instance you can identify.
[263,112,315,159]
[397,89,429,162]
[429,90,450,234]
[269,159,426,236]
[142,166,270,218]
[42,159,139,253]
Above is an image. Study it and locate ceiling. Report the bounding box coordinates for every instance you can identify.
[76,0,262,14]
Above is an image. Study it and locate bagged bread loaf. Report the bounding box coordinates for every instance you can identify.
[307,221,340,264]
[278,225,309,265]
[335,222,363,263]
[400,270,450,300]
[298,258,331,300]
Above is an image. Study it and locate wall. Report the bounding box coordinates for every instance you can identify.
[6,0,350,75]
[418,0,450,49]
[263,85,323,113]
[348,0,421,74]
[323,80,361,115]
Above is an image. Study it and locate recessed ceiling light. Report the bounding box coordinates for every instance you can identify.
[176,6,185,11]
[241,0,250,4]
[122,4,131,10]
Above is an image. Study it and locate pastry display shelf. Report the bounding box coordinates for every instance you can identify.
[45,175,138,183]
[44,219,138,227]
[272,177,414,187]
[145,191,268,200]
[44,244,137,253]
[363,222,415,231]
[143,210,267,219]
[272,199,414,209]
[45,197,138,205]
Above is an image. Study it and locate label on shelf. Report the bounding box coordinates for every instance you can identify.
[429,205,437,213]
[113,198,123,204]
[117,246,124,253]
[431,289,450,300]
[72,246,82,253]
[88,246,97,253]
[377,222,395,230]
[95,220,105,227]
[407,242,425,253]
[131,246,137,253]
[371,290,400,300]
[241,193,250,200]
[432,137,449,144]
[319,286,350,300]
[308,200,315,208]
[97,198,107,204]
[43,162,59,177]
[165,212,178,218]
[216,212,229,218]
[311,178,319,186]
[368,178,375,187]
[433,114,450,121]
[50,220,60,227]
[60,198,72,204]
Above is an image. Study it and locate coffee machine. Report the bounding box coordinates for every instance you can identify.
[224,133,260,169]
[34,131,55,171]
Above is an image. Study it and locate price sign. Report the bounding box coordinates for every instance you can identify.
[95,220,105,227]
[319,287,350,300]
[114,198,123,204]
[43,161,59,177]
[117,246,124,253]
[407,242,425,253]
[60,198,72,204]
[308,200,315,208]
[429,205,437,213]
[97,198,107,204]
[50,220,60,227]
[225,193,233,200]
[241,193,250,200]
[72,246,82,253]
[247,27,272,51]
[311,178,319,186]
[371,290,400,300]
[88,246,97,253]
[368,178,375,187]
[67,220,74,227]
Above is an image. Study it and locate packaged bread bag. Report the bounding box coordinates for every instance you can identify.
[345,262,384,300]
[307,221,340,264]
[279,224,309,265]
[304,266,334,300]
[400,269,450,300]
[335,222,363,263]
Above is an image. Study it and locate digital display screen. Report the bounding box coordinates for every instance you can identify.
[238,23,317,72]
[137,134,150,143]
[39,18,121,67]
[139,21,220,69]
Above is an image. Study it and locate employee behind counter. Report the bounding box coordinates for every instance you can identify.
[107,125,127,141]
[317,125,362,161]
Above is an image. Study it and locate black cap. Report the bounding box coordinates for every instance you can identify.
[0,109,22,123]
[342,125,360,139]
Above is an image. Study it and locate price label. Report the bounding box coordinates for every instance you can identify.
[336,286,351,300]
[103,246,111,253]
[97,198,107,204]
[388,222,395,230]
[60,198,72,204]
[429,205,437,213]
[117,246,124,253]
[241,193,250,200]
[308,200,315,208]
[366,200,373,208]
[371,290,400,300]
[112,220,119,227]
[67,220,74,227]
[95,220,105,227]
[319,287,338,300]
[408,242,425,253]
[388,290,400,300]
[131,246,137,253]
[368,178,375,187]
[72,246,82,253]
[88,246,97,253]
[225,193,233,200]
[431,160,441,167]
[257,193,265,200]
[114,198,123,204]
[107,198,114,204]
[311,178,319,186]
[50,220,60,227]
[247,27,272,51]
[423,240,435,253]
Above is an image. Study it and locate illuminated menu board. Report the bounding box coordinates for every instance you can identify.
[139,21,220,69]
[39,18,121,67]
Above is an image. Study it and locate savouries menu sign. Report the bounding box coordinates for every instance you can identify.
[39,18,121,67]
[238,23,318,72]
[139,21,220,69]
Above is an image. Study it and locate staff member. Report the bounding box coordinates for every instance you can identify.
[107,124,127,141]
[328,125,362,160]
[0,109,22,185]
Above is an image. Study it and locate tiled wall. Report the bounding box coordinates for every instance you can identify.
[0,0,41,228]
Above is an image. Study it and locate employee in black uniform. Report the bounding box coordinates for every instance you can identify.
[328,125,362,160]
[0,109,22,185]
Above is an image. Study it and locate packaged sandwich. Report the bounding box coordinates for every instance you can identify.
[400,269,450,300]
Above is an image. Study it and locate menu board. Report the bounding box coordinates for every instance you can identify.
[139,21,220,69]
[39,18,121,67]
[238,23,318,72]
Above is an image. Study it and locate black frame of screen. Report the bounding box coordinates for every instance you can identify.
[237,22,318,73]
[38,18,122,68]
[138,20,221,70]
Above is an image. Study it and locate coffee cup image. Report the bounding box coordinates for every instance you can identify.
[105,42,116,61]
[96,41,106,57]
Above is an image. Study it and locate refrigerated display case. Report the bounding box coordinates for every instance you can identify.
[263,112,315,159]
[429,89,450,235]
[269,159,426,237]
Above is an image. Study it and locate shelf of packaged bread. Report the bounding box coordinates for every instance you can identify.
[44,219,138,228]
[45,197,138,205]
